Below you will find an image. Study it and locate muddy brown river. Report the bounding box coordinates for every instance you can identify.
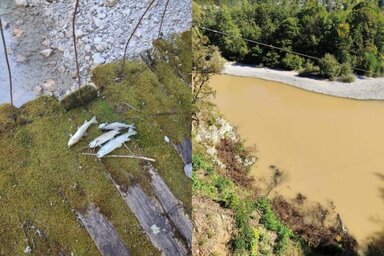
[210,74,384,249]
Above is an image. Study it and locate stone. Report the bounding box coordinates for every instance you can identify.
[42,79,56,92]
[92,53,105,64]
[15,0,29,7]
[15,54,27,63]
[105,0,117,7]
[33,85,43,95]
[84,44,92,53]
[40,49,53,58]
[96,44,104,52]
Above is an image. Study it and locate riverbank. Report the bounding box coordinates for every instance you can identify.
[223,63,384,100]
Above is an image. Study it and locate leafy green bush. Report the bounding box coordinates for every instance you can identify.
[298,61,320,77]
[263,51,281,68]
[282,53,304,70]
[319,53,341,80]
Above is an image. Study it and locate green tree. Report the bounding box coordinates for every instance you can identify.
[192,27,225,105]
[319,53,341,80]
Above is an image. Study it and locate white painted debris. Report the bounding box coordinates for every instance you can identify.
[150,224,161,234]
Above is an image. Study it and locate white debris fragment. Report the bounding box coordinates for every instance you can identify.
[24,246,32,254]
[164,136,170,143]
[150,224,161,234]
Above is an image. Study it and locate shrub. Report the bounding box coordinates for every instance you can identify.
[298,61,320,77]
[262,51,281,68]
[282,53,304,70]
[319,53,341,80]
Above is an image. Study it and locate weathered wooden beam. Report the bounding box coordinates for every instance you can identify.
[149,168,192,248]
[120,184,188,255]
[77,206,130,256]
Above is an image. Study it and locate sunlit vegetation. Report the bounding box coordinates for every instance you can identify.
[197,0,384,79]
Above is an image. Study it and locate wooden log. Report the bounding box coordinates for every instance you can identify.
[77,206,130,256]
[120,184,188,255]
[149,168,192,248]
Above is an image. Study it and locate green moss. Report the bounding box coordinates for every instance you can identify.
[0,103,17,133]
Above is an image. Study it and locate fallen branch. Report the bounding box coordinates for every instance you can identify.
[72,0,81,89]
[122,102,140,112]
[82,153,155,162]
[0,18,13,106]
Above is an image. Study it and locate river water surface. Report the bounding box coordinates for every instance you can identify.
[210,74,384,248]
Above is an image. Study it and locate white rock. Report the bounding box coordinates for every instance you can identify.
[15,0,29,7]
[164,136,170,143]
[33,85,43,95]
[40,49,53,58]
[84,44,92,53]
[93,53,105,64]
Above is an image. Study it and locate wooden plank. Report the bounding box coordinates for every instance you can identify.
[77,206,130,256]
[120,184,188,255]
[149,168,192,248]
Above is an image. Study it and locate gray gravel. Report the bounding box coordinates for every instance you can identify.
[0,0,191,106]
[223,63,384,100]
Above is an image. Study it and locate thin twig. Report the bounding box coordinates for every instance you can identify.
[123,143,135,155]
[123,102,140,112]
[72,0,81,89]
[158,0,171,38]
[82,152,155,162]
[0,18,13,106]
[121,0,156,75]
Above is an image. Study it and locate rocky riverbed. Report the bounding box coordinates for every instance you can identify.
[0,0,191,106]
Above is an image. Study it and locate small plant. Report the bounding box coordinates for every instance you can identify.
[282,53,304,70]
[319,53,341,80]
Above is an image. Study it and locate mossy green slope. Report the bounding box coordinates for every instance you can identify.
[0,33,191,255]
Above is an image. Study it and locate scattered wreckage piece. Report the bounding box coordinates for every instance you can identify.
[77,206,130,256]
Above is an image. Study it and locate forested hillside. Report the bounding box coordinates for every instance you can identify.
[197,0,384,80]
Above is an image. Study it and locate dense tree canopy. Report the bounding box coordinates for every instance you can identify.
[197,0,384,78]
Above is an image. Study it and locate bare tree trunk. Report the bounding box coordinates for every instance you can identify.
[72,0,81,89]
[158,0,170,38]
[0,18,13,107]
[121,0,156,75]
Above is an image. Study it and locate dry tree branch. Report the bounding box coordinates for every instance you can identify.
[82,152,155,162]
[0,18,13,106]
[72,0,81,89]
[120,0,156,75]
[158,0,171,38]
